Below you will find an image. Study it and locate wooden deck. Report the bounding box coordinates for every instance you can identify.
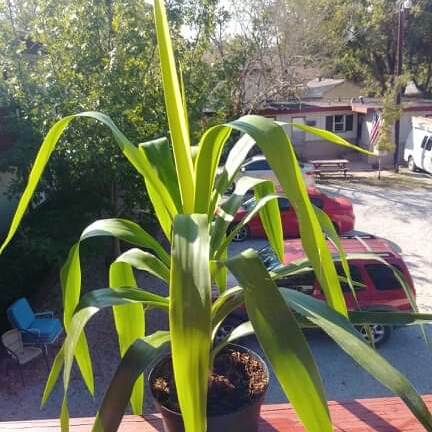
[2,395,432,432]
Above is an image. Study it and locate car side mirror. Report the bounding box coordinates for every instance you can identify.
[240,167,246,172]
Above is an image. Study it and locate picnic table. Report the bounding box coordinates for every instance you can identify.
[309,159,350,178]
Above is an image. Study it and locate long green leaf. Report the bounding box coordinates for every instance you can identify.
[138,137,182,238]
[211,286,244,334]
[154,0,195,212]
[210,176,277,258]
[227,249,332,432]
[220,193,281,255]
[228,115,347,316]
[41,346,65,406]
[110,262,145,415]
[211,132,256,207]
[60,244,94,396]
[58,287,168,431]
[170,214,211,432]
[282,289,432,431]
[0,115,74,253]
[115,248,170,283]
[194,124,231,214]
[0,111,178,255]
[254,181,284,260]
[291,122,375,156]
[92,333,170,432]
[59,218,169,397]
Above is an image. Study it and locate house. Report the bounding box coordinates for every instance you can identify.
[301,78,363,100]
[258,95,432,168]
[259,99,362,161]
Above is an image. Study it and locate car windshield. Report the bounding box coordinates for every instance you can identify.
[258,245,282,271]
[241,196,257,212]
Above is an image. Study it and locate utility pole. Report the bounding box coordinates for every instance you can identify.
[394,0,412,172]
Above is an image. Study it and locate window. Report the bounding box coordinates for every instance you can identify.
[334,263,365,293]
[310,197,324,209]
[244,159,269,171]
[365,263,403,291]
[420,136,428,149]
[426,137,432,151]
[278,198,291,210]
[325,114,354,133]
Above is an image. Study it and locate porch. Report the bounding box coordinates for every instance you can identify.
[2,395,432,432]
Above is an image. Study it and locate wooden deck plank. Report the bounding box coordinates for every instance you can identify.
[1,396,432,432]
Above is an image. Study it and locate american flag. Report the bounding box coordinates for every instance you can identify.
[369,110,383,145]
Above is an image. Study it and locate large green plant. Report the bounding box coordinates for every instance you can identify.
[2,1,432,432]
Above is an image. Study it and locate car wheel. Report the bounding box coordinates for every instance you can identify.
[231,225,250,242]
[359,324,391,347]
[408,156,417,172]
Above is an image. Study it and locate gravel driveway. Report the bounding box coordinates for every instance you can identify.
[1,168,432,421]
[235,170,432,403]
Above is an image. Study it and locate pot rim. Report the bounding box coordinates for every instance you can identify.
[148,343,269,417]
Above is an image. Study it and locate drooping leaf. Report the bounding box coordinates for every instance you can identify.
[92,333,170,432]
[282,289,432,431]
[115,248,170,283]
[228,115,347,316]
[211,176,277,258]
[227,249,332,432]
[291,122,375,156]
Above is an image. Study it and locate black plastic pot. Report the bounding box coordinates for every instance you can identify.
[149,344,269,432]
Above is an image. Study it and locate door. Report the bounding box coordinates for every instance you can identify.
[424,135,432,173]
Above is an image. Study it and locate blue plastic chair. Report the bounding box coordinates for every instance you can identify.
[7,298,63,353]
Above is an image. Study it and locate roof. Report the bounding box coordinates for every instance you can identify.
[351,98,432,114]
[303,78,346,98]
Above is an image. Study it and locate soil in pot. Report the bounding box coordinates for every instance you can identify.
[150,345,269,416]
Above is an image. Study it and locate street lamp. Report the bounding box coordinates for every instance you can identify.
[394,0,412,172]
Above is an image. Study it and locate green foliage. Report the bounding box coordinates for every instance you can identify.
[318,0,432,95]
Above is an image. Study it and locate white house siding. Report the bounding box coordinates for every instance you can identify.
[273,111,358,160]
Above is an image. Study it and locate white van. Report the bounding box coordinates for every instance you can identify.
[403,116,432,174]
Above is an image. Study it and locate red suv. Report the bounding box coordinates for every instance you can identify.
[225,234,416,346]
[230,188,355,242]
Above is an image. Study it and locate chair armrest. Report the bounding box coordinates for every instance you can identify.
[35,311,54,318]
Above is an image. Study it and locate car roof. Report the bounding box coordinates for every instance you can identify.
[282,234,400,264]
[244,155,266,163]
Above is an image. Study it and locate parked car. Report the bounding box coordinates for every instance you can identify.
[230,187,355,241]
[218,155,315,193]
[403,116,432,174]
[222,233,416,346]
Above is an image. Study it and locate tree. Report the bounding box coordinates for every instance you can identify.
[206,0,326,114]
[317,0,432,96]
[0,0,223,224]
